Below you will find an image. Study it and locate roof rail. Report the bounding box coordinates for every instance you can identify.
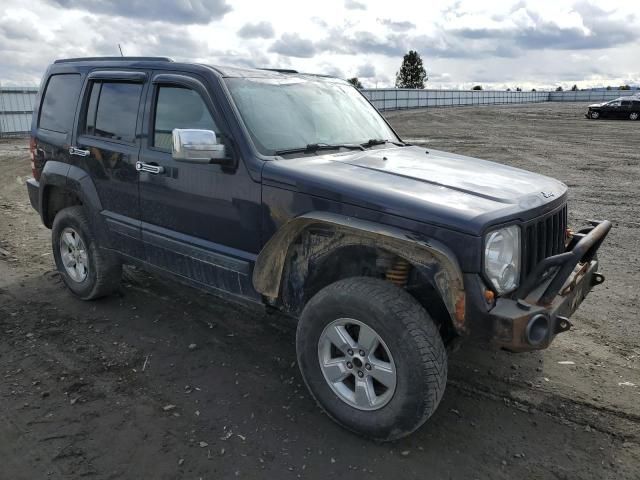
[259,68,299,74]
[54,56,174,64]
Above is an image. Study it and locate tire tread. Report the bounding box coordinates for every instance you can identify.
[52,206,122,300]
[298,276,448,440]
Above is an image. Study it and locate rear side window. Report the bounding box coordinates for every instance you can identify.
[84,81,143,142]
[152,86,218,151]
[39,74,82,133]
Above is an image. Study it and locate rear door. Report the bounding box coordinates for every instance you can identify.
[74,70,148,257]
[620,100,632,119]
[137,71,261,298]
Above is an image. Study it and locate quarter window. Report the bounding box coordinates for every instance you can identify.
[84,81,143,142]
[39,74,82,133]
[153,86,217,151]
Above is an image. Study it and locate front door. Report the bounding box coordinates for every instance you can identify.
[137,72,261,299]
[603,100,621,119]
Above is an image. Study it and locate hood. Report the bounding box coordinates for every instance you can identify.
[262,146,567,235]
[589,102,605,108]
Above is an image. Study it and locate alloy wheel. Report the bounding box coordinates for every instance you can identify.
[317,318,397,410]
[59,227,89,282]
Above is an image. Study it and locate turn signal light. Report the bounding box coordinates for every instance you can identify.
[484,289,495,304]
[29,136,40,180]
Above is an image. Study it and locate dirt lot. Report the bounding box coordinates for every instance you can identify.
[1,102,638,479]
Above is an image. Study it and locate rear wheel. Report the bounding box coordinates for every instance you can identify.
[630,112,639,121]
[296,277,447,441]
[590,110,600,119]
[52,206,122,300]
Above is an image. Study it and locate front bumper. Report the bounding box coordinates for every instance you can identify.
[486,220,611,352]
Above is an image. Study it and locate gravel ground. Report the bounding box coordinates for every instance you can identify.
[0,102,639,479]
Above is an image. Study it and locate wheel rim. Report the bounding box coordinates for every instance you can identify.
[631,112,638,120]
[317,318,397,411]
[591,111,599,118]
[59,227,89,283]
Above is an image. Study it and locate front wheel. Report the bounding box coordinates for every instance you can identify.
[296,277,447,441]
[630,112,639,121]
[590,110,600,119]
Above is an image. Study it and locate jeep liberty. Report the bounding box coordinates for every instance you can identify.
[26,57,611,440]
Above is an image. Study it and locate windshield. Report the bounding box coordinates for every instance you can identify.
[224,77,399,155]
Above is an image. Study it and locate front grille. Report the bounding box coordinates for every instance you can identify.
[522,204,568,277]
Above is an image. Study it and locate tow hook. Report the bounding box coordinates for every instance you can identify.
[591,272,605,286]
[554,316,572,334]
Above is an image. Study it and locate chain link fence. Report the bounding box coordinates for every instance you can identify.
[361,88,639,112]
[1,84,638,137]
[548,90,639,102]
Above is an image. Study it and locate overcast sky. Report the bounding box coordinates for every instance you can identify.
[1,0,638,89]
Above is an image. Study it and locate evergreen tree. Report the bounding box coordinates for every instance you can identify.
[395,50,427,89]
[347,77,364,89]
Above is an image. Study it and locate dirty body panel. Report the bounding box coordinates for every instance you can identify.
[26,60,610,354]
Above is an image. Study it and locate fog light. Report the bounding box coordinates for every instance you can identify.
[526,314,549,346]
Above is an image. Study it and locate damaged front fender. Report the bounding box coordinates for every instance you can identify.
[252,212,468,333]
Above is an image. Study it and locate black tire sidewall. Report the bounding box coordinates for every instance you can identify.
[297,280,446,440]
[52,207,100,299]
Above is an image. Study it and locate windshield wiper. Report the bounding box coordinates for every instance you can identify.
[274,143,365,156]
[361,138,406,148]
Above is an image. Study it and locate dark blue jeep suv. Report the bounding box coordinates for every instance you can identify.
[26,57,610,440]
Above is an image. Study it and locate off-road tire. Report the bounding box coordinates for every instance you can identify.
[52,206,122,300]
[296,277,447,441]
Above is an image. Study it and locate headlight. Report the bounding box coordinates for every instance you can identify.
[484,225,521,294]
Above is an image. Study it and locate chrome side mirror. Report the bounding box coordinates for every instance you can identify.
[172,129,228,164]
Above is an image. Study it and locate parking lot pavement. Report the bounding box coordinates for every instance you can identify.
[1,103,639,479]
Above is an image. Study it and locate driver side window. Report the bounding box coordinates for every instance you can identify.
[153,86,218,151]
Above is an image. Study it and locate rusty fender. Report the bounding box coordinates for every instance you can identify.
[252,212,467,334]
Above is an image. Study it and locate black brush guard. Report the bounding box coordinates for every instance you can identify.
[487,219,611,352]
[515,220,611,306]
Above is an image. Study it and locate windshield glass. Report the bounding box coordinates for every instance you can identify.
[224,77,398,155]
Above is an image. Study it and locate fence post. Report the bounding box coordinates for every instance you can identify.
[0,82,4,139]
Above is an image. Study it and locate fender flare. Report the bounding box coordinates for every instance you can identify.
[253,212,467,333]
[39,161,109,245]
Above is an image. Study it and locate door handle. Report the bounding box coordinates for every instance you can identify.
[69,146,90,157]
[136,161,165,175]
